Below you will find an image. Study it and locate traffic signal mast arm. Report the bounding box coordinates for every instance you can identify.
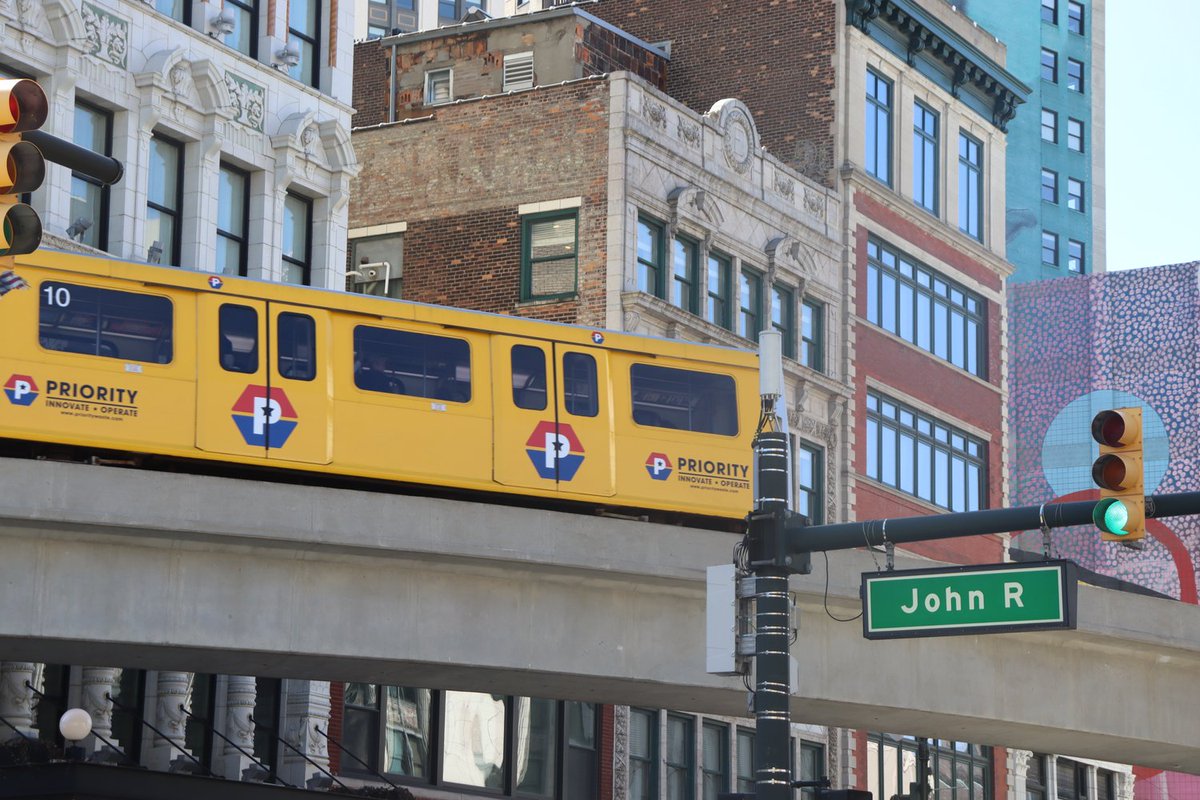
[23,129,123,186]
[781,491,1200,557]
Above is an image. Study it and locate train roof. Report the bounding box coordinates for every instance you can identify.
[19,249,760,366]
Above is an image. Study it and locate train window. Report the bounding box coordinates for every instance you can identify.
[278,313,316,381]
[511,345,547,410]
[354,325,471,402]
[218,304,259,373]
[39,281,173,363]
[630,364,738,436]
[562,352,597,417]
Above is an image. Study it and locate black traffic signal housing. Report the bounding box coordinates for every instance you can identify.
[0,78,47,258]
[1091,407,1145,542]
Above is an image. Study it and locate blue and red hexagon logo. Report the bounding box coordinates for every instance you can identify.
[526,421,585,481]
[231,385,298,448]
[4,374,38,406]
[645,452,673,480]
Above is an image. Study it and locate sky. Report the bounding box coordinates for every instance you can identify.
[1104,1,1200,271]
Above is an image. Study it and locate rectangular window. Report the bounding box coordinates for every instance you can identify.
[705,251,732,329]
[511,345,547,410]
[771,284,795,359]
[738,268,762,342]
[631,364,738,436]
[1067,178,1084,211]
[799,742,826,800]
[1067,118,1084,152]
[1026,755,1047,800]
[1041,0,1056,23]
[277,312,316,380]
[701,722,728,800]
[912,101,938,213]
[353,325,471,402]
[865,69,892,185]
[736,728,754,794]
[866,393,987,511]
[288,0,320,86]
[516,697,558,796]
[442,692,506,789]
[217,163,249,277]
[1067,1,1084,33]
[1042,231,1059,266]
[868,737,992,800]
[797,442,824,524]
[282,191,313,285]
[1041,169,1058,203]
[563,352,598,417]
[1067,59,1084,92]
[565,702,599,800]
[366,0,416,37]
[39,281,173,364]
[671,235,700,313]
[522,210,578,300]
[252,678,282,770]
[155,0,188,22]
[146,133,183,266]
[218,304,258,372]
[800,300,824,373]
[222,0,258,56]
[439,0,482,23]
[1068,239,1085,272]
[1041,48,1058,82]
[502,51,534,92]
[1098,770,1116,800]
[637,216,665,297]
[1040,108,1057,143]
[865,238,986,376]
[425,67,453,104]
[1057,758,1087,800]
[70,102,111,252]
[666,714,694,800]
[630,709,658,800]
[957,132,982,240]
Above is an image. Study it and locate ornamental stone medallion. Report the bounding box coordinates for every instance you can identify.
[707,98,758,176]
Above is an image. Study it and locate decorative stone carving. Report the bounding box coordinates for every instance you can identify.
[612,706,629,800]
[225,72,265,132]
[766,236,818,279]
[81,2,128,69]
[146,671,192,771]
[280,680,331,789]
[667,185,725,230]
[81,667,118,749]
[642,99,668,131]
[676,118,701,149]
[622,310,641,332]
[221,675,258,780]
[0,662,36,736]
[774,172,795,201]
[706,98,758,176]
[803,188,826,220]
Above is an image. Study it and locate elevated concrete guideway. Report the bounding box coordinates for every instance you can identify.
[0,458,1197,773]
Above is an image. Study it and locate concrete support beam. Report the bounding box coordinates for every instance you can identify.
[0,458,1197,772]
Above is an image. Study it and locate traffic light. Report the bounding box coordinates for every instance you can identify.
[0,78,47,258]
[1091,407,1145,541]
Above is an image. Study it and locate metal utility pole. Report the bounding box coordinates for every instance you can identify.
[745,331,808,800]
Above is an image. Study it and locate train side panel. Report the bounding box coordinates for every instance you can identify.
[0,265,199,457]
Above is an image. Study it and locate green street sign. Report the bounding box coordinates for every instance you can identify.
[862,560,1078,640]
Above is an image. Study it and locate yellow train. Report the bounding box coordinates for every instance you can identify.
[0,251,761,523]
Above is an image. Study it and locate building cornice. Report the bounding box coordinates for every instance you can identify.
[845,0,1030,131]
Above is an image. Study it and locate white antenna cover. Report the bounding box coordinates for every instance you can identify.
[758,330,783,397]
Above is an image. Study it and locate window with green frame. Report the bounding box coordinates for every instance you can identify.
[630,709,658,800]
[666,714,695,800]
[771,284,795,359]
[705,251,733,330]
[798,741,826,800]
[800,299,824,373]
[672,235,700,313]
[637,216,666,298]
[522,211,578,301]
[735,728,754,794]
[738,268,762,342]
[796,440,824,524]
[701,722,729,800]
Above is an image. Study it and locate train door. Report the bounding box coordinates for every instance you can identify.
[492,337,615,496]
[195,294,332,464]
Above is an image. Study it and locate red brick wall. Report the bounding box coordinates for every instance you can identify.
[578,21,668,90]
[353,39,392,128]
[328,681,344,774]
[350,80,611,327]
[587,0,838,185]
[599,705,614,798]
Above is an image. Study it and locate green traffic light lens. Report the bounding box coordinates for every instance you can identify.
[1093,498,1130,536]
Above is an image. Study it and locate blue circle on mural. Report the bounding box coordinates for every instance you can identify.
[1041,390,1169,497]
